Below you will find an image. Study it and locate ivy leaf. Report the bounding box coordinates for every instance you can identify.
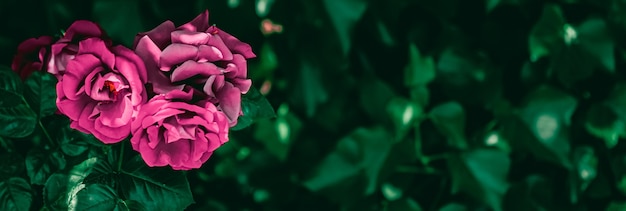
[322,0,368,55]
[528,4,567,62]
[500,85,576,168]
[303,127,392,197]
[253,104,302,161]
[0,177,32,211]
[404,43,435,87]
[232,86,276,131]
[119,156,194,211]
[575,18,615,72]
[23,71,57,118]
[448,149,510,211]
[429,101,468,149]
[25,149,66,185]
[0,66,36,138]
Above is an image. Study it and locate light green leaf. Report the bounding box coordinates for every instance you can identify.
[429,101,467,149]
[528,4,567,61]
[387,97,422,139]
[501,85,575,168]
[303,127,392,195]
[0,177,32,211]
[43,157,98,210]
[404,43,435,87]
[448,149,510,211]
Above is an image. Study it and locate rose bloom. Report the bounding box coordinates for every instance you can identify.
[134,10,255,127]
[48,20,111,80]
[11,36,53,80]
[56,37,147,144]
[130,89,229,170]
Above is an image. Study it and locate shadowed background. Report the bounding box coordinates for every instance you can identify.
[2,0,626,210]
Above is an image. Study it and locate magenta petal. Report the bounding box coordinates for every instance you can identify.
[178,10,210,32]
[206,34,233,61]
[171,30,209,45]
[57,95,90,121]
[142,108,184,129]
[159,44,199,71]
[94,120,129,143]
[197,45,224,62]
[231,78,252,94]
[62,54,101,100]
[99,96,133,127]
[135,36,183,94]
[111,46,147,106]
[164,89,195,101]
[146,125,161,149]
[170,60,222,82]
[134,20,175,49]
[163,140,192,168]
[217,82,242,126]
[213,26,256,58]
[78,38,115,69]
[63,20,105,42]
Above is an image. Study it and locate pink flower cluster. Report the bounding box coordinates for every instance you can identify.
[11,11,255,170]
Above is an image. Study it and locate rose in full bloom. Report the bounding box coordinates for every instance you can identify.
[48,20,111,80]
[56,37,147,144]
[130,89,229,170]
[134,10,255,126]
[11,36,53,80]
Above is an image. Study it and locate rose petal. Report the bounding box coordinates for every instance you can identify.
[170,60,222,82]
[134,20,175,49]
[135,36,184,94]
[111,45,147,106]
[62,20,106,42]
[159,44,199,71]
[99,95,133,127]
[212,26,256,58]
[171,30,210,45]
[177,10,210,32]
[62,54,101,100]
[78,38,115,69]
[216,82,242,126]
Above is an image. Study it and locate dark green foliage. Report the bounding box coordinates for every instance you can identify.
[2,0,626,210]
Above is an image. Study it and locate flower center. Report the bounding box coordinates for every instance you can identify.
[103,80,118,97]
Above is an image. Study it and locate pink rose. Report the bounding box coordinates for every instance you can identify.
[130,89,229,170]
[48,20,111,80]
[56,37,148,144]
[133,10,256,126]
[11,36,53,80]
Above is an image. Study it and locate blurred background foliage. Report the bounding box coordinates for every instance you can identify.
[3,0,626,210]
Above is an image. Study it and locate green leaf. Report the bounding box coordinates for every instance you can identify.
[0,177,32,211]
[322,0,368,55]
[570,146,597,203]
[404,43,435,87]
[0,66,36,138]
[500,85,575,168]
[584,103,622,148]
[253,103,302,161]
[117,200,148,211]
[439,203,468,211]
[360,76,396,121]
[303,127,392,196]
[447,149,510,211]
[0,66,23,95]
[75,184,121,211]
[24,71,57,118]
[528,4,567,61]
[0,152,24,181]
[429,101,467,149]
[232,86,276,131]
[93,0,144,46]
[44,158,98,210]
[575,18,615,72]
[119,156,194,211]
[25,149,66,185]
[387,97,422,139]
[386,198,423,211]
